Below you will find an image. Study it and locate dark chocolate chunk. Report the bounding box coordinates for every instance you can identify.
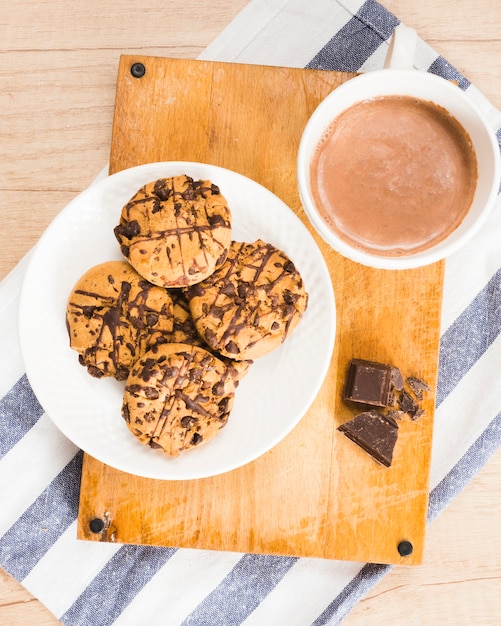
[344,359,393,407]
[144,386,160,400]
[208,213,226,227]
[338,409,399,467]
[181,416,199,429]
[153,179,173,201]
[224,340,239,354]
[191,432,203,446]
[114,219,140,240]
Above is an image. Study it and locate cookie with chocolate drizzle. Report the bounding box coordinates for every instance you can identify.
[168,290,253,383]
[186,240,308,361]
[122,343,237,456]
[66,261,174,380]
[114,175,232,288]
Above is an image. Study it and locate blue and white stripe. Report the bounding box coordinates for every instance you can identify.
[2,0,501,624]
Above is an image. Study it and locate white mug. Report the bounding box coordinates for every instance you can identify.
[297,25,501,270]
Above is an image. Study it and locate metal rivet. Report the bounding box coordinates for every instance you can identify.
[131,62,146,78]
[89,518,105,533]
[397,540,413,556]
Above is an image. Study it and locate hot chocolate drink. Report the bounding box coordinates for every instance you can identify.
[310,95,478,257]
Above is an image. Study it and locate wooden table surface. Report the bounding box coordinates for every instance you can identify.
[1,1,500,624]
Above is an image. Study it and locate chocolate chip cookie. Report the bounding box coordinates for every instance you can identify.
[114,175,232,287]
[168,289,203,345]
[121,343,237,456]
[66,260,174,380]
[185,239,309,361]
[168,290,253,383]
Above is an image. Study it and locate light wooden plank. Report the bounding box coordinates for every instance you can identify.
[2,0,249,51]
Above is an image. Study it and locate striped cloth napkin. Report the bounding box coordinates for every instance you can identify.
[1,0,500,624]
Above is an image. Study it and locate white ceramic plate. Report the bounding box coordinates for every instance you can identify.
[18,162,335,480]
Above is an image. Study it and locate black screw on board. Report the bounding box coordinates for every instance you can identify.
[397,540,413,557]
[89,517,105,534]
[130,62,146,78]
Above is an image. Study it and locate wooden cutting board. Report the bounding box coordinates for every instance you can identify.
[76,55,443,565]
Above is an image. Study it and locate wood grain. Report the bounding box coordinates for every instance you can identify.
[1,0,501,624]
[76,55,443,566]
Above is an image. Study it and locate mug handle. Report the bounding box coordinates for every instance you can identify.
[384,24,418,70]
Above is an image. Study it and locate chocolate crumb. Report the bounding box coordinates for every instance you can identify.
[398,390,419,417]
[410,408,425,421]
[407,376,430,400]
[387,409,404,421]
